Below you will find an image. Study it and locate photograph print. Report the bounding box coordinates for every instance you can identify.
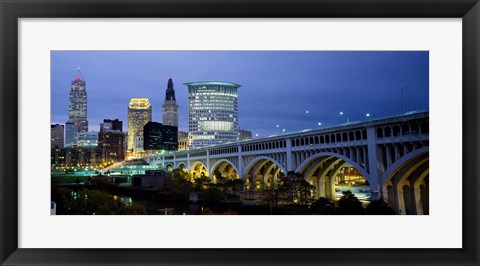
[51,51,429,215]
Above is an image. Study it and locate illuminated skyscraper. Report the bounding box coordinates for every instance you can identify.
[127,98,152,154]
[68,67,88,132]
[184,81,240,147]
[162,76,178,128]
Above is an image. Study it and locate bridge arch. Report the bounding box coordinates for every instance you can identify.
[295,152,372,202]
[243,156,287,178]
[176,162,187,169]
[210,159,240,181]
[380,147,429,214]
[295,152,370,184]
[243,156,287,191]
[413,169,429,215]
[380,147,429,186]
[189,161,208,179]
[165,163,174,172]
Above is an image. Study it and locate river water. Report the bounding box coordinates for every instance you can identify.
[116,195,201,215]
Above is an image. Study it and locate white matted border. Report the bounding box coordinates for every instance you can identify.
[18,18,461,248]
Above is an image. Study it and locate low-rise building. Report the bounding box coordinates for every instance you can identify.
[51,147,103,166]
[239,128,253,141]
[98,131,125,162]
[178,131,188,150]
[132,170,172,189]
[77,132,99,147]
[100,119,123,132]
[51,124,64,148]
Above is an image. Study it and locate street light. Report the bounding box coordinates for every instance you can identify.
[340,111,349,123]
[318,122,322,126]
[366,113,370,117]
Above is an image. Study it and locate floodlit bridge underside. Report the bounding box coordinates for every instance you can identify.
[297,154,365,202]
[383,151,429,215]
[140,112,429,214]
[243,157,285,191]
[211,159,240,183]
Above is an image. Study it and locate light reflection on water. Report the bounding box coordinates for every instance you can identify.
[113,194,196,215]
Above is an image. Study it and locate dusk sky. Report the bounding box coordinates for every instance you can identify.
[51,51,428,137]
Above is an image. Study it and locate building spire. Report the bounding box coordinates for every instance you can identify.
[165,76,175,101]
[162,76,179,128]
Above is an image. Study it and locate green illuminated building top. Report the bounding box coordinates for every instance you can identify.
[183,81,241,88]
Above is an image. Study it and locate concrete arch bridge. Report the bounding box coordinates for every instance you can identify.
[142,111,429,214]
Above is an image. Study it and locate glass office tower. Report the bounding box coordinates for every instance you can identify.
[184,81,240,147]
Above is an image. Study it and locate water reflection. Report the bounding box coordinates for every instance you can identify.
[113,194,197,215]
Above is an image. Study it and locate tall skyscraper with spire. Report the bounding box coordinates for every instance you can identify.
[162,76,178,128]
[68,67,88,132]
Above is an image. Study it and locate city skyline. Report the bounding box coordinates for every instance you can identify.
[51,51,429,137]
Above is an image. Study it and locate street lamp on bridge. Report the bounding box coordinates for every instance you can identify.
[340,111,349,123]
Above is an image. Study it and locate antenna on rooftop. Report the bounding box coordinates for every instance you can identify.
[74,66,84,81]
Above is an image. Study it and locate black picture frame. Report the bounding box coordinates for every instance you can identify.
[1,0,479,265]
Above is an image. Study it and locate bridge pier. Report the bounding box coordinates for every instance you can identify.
[366,127,381,201]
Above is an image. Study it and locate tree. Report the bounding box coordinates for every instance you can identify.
[270,174,289,204]
[226,179,244,195]
[193,175,211,191]
[121,204,148,215]
[310,197,334,214]
[279,173,315,205]
[336,190,364,215]
[171,168,189,180]
[52,186,147,215]
[213,170,228,192]
[259,187,277,214]
[366,199,395,215]
[170,168,194,198]
[51,184,73,213]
